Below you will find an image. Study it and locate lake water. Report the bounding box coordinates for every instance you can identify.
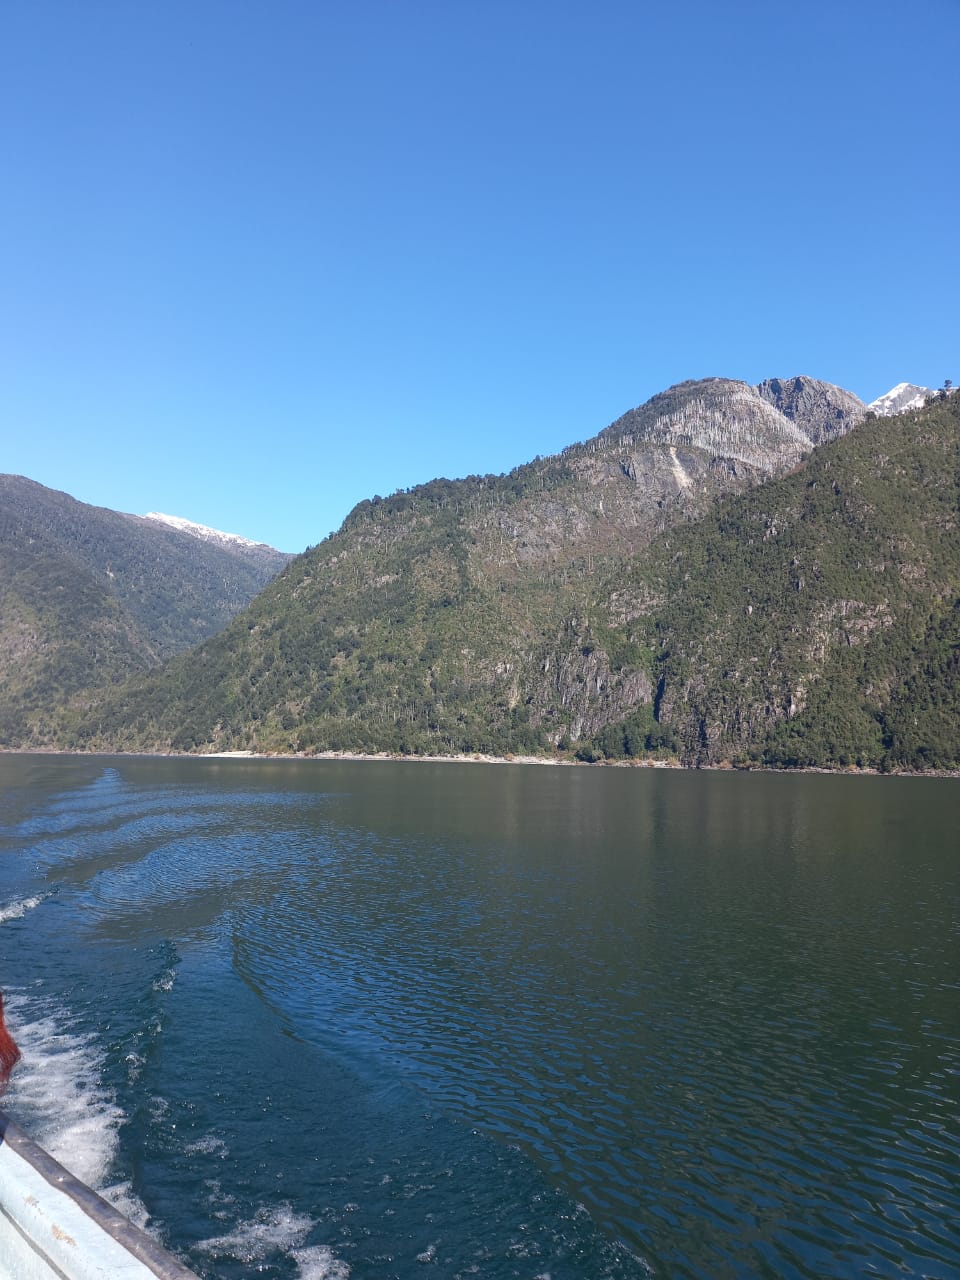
[0,755,957,1279]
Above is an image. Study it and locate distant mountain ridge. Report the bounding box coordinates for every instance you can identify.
[138,511,281,554]
[0,474,291,744]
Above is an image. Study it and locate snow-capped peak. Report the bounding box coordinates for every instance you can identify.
[867,382,932,416]
[142,511,268,551]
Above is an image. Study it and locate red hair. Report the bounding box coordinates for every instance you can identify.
[0,993,20,1091]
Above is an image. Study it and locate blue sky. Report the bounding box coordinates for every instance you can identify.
[2,1,957,552]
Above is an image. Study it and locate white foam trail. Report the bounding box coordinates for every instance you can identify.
[152,969,176,993]
[107,1179,152,1229]
[0,894,45,924]
[198,1203,330,1266]
[292,1245,352,1279]
[185,1134,229,1157]
[3,994,150,1228]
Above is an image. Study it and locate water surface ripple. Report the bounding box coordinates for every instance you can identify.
[0,756,957,1279]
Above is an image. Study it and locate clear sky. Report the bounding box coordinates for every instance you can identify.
[2,1,957,553]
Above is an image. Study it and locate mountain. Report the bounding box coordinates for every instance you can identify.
[139,511,283,557]
[18,375,958,771]
[68,372,960,770]
[755,375,865,443]
[867,382,932,416]
[0,475,291,744]
[339,375,864,570]
[582,391,960,770]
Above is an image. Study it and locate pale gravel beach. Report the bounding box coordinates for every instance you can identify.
[175,748,685,768]
[5,747,960,777]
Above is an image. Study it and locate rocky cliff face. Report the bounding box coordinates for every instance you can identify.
[470,376,867,573]
[603,375,865,460]
[755,375,866,444]
[602,378,808,470]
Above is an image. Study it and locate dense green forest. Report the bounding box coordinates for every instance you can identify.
[57,389,960,772]
[0,476,289,744]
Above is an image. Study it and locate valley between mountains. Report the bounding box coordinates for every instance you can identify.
[3,376,958,771]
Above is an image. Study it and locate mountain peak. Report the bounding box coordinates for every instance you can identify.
[599,375,863,474]
[141,511,276,552]
[754,376,866,445]
[867,383,932,417]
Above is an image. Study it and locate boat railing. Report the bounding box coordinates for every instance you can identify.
[0,1109,198,1279]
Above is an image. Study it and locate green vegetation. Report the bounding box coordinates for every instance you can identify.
[11,388,960,774]
[583,393,960,769]
[0,475,289,746]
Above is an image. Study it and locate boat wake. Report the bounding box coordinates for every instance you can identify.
[2,990,150,1229]
[291,1245,352,1280]
[0,894,47,925]
[197,1202,351,1278]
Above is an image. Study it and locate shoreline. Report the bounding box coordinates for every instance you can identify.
[205,749,681,768]
[3,746,959,778]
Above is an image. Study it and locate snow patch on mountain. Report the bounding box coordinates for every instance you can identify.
[142,511,271,551]
[867,383,932,416]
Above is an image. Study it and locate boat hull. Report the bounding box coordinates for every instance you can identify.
[0,1111,197,1280]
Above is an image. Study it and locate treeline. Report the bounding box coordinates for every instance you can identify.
[341,456,577,531]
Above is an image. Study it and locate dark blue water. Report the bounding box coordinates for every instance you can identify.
[0,755,958,1279]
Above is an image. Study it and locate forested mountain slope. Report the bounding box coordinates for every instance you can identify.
[0,475,290,744]
[70,387,960,770]
[70,373,960,766]
[581,393,960,769]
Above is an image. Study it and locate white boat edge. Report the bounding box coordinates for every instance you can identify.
[0,1109,198,1280]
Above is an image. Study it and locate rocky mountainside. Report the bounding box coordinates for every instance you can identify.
[0,475,291,744]
[580,391,960,770]
[344,375,866,574]
[755,375,865,443]
[64,371,960,769]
